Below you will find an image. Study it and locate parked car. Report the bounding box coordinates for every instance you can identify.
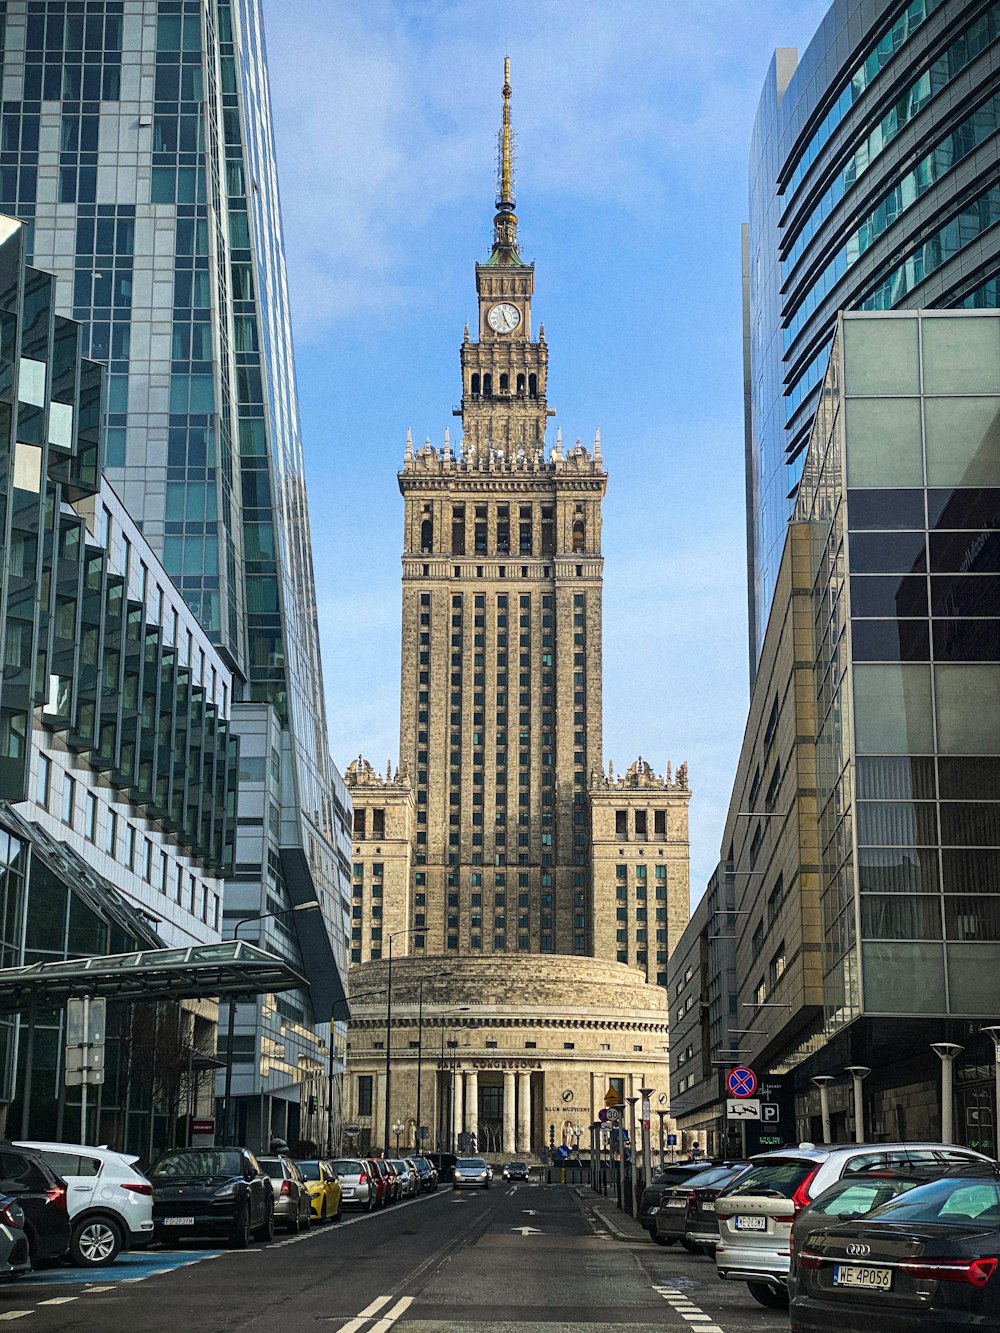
[654,1162,748,1252]
[365,1158,390,1208]
[0,1142,71,1263]
[715,1142,997,1309]
[296,1159,341,1223]
[503,1161,530,1181]
[452,1157,490,1190]
[257,1155,311,1234]
[372,1157,401,1204]
[788,1172,930,1294]
[425,1152,458,1184]
[150,1147,274,1248]
[792,1173,1000,1332]
[388,1159,419,1199]
[640,1161,720,1238]
[330,1158,378,1211]
[409,1157,438,1191]
[16,1140,154,1267]
[0,1193,31,1281]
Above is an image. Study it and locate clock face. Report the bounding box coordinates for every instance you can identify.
[488,302,520,334]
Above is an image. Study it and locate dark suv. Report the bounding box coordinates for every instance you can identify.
[425,1152,458,1184]
[0,1143,70,1263]
[150,1147,274,1248]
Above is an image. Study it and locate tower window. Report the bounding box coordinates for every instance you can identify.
[528,373,537,397]
[420,518,433,553]
[483,372,492,396]
[499,372,509,391]
[572,520,585,553]
[471,372,480,396]
[516,373,525,393]
[451,504,465,555]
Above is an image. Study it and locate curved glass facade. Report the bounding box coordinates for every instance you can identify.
[745,0,1000,671]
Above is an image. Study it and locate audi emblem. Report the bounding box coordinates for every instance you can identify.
[846,1243,871,1257]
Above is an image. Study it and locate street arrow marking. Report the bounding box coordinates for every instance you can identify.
[511,1226,542,1235]
[522,1209,537,1215]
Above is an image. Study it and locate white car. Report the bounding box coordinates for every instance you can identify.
[15,1140,153,1266]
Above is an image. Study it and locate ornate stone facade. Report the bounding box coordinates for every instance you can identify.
[345,955,670,1156]
[343,63,689,1156]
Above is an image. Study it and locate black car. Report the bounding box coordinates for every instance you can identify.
[655,1162,748,1252]
[0,1143,71,1263]
[150,1147,274,1248]
[408,1157,437,1191]
[503,1161,530,1181]
[640,1161,720,1239]
[791,1173,1000,1332]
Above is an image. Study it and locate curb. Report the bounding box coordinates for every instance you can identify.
[592,1203,650,1243]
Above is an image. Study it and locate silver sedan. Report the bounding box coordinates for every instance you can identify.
[452,1157,491,1190]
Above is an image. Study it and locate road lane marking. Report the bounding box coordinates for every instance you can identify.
[358,1296,392,1318]
[38,1298,77,1305]
[369,1295,413,1333]
[653,1282,723,1331]
[0,1314,31,1321]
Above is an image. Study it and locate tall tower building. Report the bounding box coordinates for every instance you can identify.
[0,0,350,1142]
[397,60,606,959]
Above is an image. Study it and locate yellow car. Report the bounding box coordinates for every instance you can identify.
[297,1159,342,1223]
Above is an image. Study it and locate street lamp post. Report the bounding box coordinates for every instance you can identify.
[392,1119,404,1155]
[626,1096,640,1220]
[844,1066,871,1144]
[638,1086,654,1204]
[222,902,320,1143]
[931,1042,964,1144]
[655,1108,669,1165]
[811,1075,834,1144]
[981,1027,1000,1155]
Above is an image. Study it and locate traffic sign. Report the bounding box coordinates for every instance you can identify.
[761,1103,780,1123]
[554,1145,570,1161]
[727,1098,761,1120]
[605,1106,622,1125]
[727,1066,758,1098]
[666,1133,678,1145]
[604,1087,621,1107]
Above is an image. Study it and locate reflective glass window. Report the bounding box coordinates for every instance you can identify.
[862,941,945,1012]
[923,316,1000,393]
[850,575,927,618]
[849,531,926,573]
[845,400,922,487]
[935,664,1000,752]
[924,398,1000,487]
[846,489,924,529]
[852,663,934,753]
[851,618,930,661]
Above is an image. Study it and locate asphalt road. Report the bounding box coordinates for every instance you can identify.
[0,1183,790,1333]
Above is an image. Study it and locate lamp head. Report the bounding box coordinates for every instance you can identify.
[811,1075,835,1087]
[981,1026,1000,1045]
[844,1066,871,1079]
[930,1042,964,1060]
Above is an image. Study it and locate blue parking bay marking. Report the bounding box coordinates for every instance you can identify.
[18,1249,225,1287]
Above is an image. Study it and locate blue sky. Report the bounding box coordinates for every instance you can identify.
[260,0,830,897]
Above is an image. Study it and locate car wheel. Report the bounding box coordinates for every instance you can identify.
[746,1282,788,1310]
[254,1205,275,1243]
[231,1204,252,1250]
[288,1209,301,1235]
[71,1217,122,1267]
[680,1238,701,1254]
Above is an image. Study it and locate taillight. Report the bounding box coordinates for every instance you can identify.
[358,1171,367,1184]
[716,1209,733,1222]
[121,1182,153,1197]
[45,1186,67,1212]
[280,1180,292,1197]
[900,1258,998,1287]
[798,1250,823,1270]
[0,1205,21,1229]
[791,1168,819,1216]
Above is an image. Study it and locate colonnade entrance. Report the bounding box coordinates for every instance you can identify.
[436,1066,536,1155]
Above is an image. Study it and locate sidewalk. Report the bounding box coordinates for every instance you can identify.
[585,1193,651,1242]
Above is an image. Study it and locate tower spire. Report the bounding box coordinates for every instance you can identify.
[489,55,522,266]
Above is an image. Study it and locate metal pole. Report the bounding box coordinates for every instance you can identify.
[616,1114,625,1211]
[383,937,393,1155]
[415,978,424,1152]
[329,1018,337,1157]
[983,1030,1000,1157]
[80,996,89,1143]
[19,999,36,1139]
[639,1086,653,1206]
[845,1066,870,1144]
[626,1097,639,1218]
[812,1076,833,1144]
[931,1044,963,1144]
[223,996,236,1142]
[657,1110,665,1167]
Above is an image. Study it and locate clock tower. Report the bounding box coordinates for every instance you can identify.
[461,57,550,460]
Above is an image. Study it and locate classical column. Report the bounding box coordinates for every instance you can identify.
[451,1067,464,1152]
[373,1070,386,1154]
[503,1071,516,1154]
[465,1069,479,1147]
[517,1071,531,1153]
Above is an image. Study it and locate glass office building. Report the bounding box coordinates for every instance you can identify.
[745,0,1000,673]
[0,0,350,1143]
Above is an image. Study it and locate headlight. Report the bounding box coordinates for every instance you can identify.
[214,1181,238,1199]
[454,1172,463,1179]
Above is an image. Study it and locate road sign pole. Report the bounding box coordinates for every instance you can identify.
[80,996,89,1143]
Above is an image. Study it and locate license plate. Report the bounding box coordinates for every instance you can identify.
[734,1215,767,1231]
[833,1265,892,1291]
[342,1188,354,1195]
[702,1202,716,1213]
[665,1200,686,1209]
[163,1216,194,1226]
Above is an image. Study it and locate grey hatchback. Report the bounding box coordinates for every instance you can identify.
[258,1156,311,1234]
[330,1158,377,1211]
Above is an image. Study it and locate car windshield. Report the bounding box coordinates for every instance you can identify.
[456,1158,486,1169]
[867,1178,1000,1223]
[683,1165,740,1190]
[297,1161,322,1181]
[389,1161,407,1171]
[509,1162,526,1170]
[330,1160,363,1175]
[152,1150,243,1180]
[723,1158,814,1199]
[809,1177,916,1217]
